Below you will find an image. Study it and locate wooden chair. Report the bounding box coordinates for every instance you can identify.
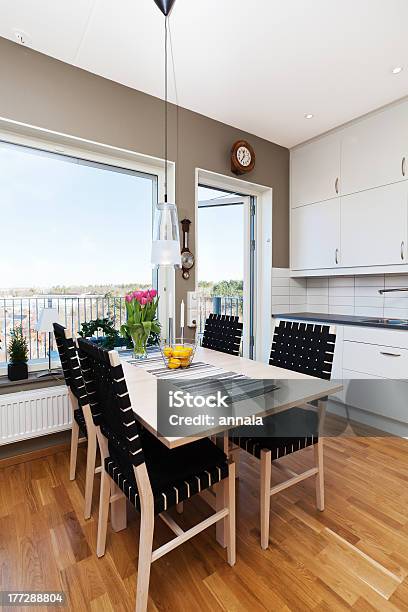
[201,313,243,356]
[77,338,236,612]
[232,320,336,549]
[53,323,99,520]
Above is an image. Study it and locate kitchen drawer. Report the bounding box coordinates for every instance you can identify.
[343,340,408,379]
[343,326,408,349]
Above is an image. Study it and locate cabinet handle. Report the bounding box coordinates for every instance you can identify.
[380,351,401,357]
[335,248,339,265]
[402,157,406,177]
[401,241,405,261]
[335,177,339,194]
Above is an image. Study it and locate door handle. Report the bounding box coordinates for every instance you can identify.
[335,248,339,265]
[402,157,406,177]
[335,177,339,194]
[380,351,401,357]
[401,241,405,261]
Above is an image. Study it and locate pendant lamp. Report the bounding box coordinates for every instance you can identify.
[151,0,181,267]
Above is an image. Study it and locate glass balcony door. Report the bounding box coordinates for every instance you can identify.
[197,185,256,358]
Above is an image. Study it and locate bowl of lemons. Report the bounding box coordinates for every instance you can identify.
[160,338,197,370]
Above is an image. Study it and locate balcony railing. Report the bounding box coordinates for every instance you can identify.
[0,296,126,364]
[196,295,243,334]
[0,294,243,364]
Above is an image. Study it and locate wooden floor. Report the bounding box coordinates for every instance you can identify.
[2,432,408,611]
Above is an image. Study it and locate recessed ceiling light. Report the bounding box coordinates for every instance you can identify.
[392,66,403,75]
[304,113,314,120]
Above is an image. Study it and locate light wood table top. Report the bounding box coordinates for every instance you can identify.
[122,347,342,449]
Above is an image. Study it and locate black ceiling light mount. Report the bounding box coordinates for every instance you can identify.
[153,0,177,16]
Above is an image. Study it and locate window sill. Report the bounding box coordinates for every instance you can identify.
[0,370,64,394]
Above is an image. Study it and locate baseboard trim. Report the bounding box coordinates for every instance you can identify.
[0,441,70,468]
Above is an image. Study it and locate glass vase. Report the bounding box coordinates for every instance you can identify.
[131,328,150,360]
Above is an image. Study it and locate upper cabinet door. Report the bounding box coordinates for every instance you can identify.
[341,182,408,268]
[291,199,341,270]
[341,102,408,196]
[291,134,341,208]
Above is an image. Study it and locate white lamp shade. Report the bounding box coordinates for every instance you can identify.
[151,201,181,266]
[151,240,181,266]
[36,307,61,333]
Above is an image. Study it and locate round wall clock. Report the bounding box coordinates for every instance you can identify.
[231,140,256,175]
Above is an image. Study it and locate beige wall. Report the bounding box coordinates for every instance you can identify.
[0,37,289,309]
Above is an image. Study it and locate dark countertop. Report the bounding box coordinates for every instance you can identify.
[273,312,408,330]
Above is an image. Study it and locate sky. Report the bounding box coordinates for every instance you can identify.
[197,186,244,283]
[0,142,244,291]
[0,141,155,288]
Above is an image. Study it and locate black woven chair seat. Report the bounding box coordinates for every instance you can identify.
[231,407,318,461]
[202,314,243,356]
[105,430,228,514]
[73,408,87,437]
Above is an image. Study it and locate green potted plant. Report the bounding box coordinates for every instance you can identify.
[8,326,29,381]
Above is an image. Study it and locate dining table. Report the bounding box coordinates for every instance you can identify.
[110,346,342,547]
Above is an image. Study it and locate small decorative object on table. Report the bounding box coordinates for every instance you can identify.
[160,338,197,369]
[7,326,29,381]
[121,289,160,359]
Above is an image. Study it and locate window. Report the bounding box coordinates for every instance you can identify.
[0,140,158,364]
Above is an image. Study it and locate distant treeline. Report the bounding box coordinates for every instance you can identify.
[1,279,243,298]
[198,280,243,297]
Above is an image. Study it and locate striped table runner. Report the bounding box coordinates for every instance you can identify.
[128,351,279,402]
[128,351,244,381]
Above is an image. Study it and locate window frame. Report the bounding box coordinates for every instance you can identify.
[0,120,175,372]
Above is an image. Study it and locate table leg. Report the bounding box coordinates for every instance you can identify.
[110,481,127,532]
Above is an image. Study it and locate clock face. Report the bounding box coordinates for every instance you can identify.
[236,146,252,167]
[181,250,194,270]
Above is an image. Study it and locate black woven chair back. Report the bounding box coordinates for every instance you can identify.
[77,338,145,467]
[269,320,336,380]
[202,314,243,356]
[53,323,89,406]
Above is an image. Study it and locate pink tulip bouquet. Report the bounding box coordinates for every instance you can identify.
[121,289,160,359]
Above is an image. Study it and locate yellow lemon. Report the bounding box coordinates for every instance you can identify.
[184,347,193,356]
[168,359,180,369]
[173,349,188,359]
[163,347,173,357]
[180,359,190,368]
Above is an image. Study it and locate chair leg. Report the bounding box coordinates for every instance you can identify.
[135,504,155,612]
[226,461,236,566]
[229,446,240,479]
[260,449,271,550]
[96,470,111,558]
[69,420,80,481]
[84,428,97,520]
[314,439,325,511]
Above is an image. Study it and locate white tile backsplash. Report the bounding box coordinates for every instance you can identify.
[271,268,307,315]
[271,269,408,319]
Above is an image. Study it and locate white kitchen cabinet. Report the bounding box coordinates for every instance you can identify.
[291,134,341,208]
[340,182,408,268]
[291,199,341,270]
[342,370,408,425]
[341,101,408,195]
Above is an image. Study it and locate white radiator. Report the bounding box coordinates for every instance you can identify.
[0,385,72,445]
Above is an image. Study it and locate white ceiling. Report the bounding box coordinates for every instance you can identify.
[0,0,408,148]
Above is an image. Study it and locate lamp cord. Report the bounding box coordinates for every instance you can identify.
[164,16,168,203]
